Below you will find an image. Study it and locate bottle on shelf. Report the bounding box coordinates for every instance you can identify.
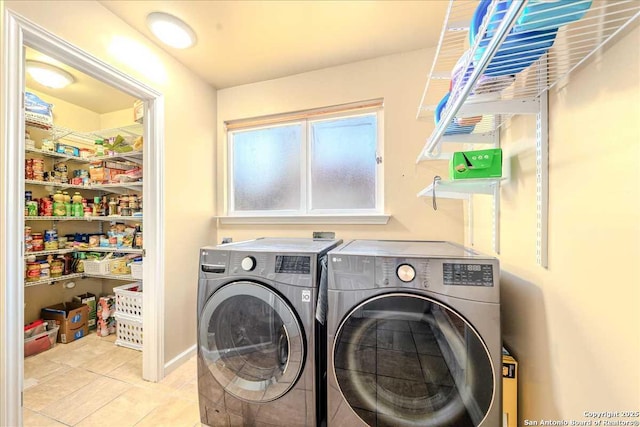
[72,192,83,217]
[52,191,65,217]
[108,197,117,216]
[63,191,72,216]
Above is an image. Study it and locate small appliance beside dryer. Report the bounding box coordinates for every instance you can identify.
[197,237,341,427]
[326,240,501,427]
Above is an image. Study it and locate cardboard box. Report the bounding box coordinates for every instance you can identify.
[502,347,518,427]
[41,302,89,344]
[73,293,96,329]
[450,148,502,180]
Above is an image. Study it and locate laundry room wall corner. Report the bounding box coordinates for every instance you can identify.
[4,0,218,369]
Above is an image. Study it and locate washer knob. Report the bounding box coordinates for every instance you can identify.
[241,256,256,271]
[397,264,416,282]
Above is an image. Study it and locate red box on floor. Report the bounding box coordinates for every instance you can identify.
[41,302,89,344]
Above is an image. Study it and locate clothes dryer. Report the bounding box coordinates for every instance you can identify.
[326,240,501,427]
[197,238,341,427]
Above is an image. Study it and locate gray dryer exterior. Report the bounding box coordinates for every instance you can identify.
[326,240,501,427]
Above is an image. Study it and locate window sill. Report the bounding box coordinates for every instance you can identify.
[215,214,391,225]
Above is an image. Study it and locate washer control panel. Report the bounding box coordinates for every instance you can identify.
[443,263,494,287]
[275,255,311,274]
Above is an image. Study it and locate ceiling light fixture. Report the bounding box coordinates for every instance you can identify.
[146,12,197,49]
[25,61,75,89]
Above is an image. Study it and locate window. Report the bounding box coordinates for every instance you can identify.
[227,100,383,217]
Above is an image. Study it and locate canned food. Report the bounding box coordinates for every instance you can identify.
[31,233,44,252]
[26,262,41,282]
[44,229,58,242]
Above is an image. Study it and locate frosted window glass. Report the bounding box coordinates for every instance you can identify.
[232,125,301,211]
[310,115,377,210]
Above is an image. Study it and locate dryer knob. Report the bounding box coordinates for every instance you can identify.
[397,264,416,282]
[241,256,256,271]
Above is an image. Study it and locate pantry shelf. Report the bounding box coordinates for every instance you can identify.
[25,272,84,288]
[24,248,75,259]
[92,151,143,166]
[25,215,143,222]
[83,273,135,281]
[76,247,143,255]
[25,147,90,163]
[25,180,143,192]
[416,0,640,159]
[25,247,143,260]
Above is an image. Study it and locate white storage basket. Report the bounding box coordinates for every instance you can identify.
[115,313,142,351]
[114,282,143,317]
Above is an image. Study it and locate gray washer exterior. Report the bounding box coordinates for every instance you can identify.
[326,240,501,427]
[197,238,341,427]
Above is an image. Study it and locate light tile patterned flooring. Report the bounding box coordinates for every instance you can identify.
[23,333,200,427]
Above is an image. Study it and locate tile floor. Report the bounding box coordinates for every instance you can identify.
[23,333,200,427]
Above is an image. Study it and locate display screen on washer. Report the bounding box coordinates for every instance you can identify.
[275,255,311,274]
[333,294,494,427]
[443,263,494,286]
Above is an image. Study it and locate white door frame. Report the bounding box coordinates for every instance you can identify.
[0,9,165,426]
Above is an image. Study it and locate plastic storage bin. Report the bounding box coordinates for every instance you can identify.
[512,0,592,32]
[435,92,476,135]
[114,282,142,317]
[470,0,557,77]
[24,325,59,357]
[114,313,142,351]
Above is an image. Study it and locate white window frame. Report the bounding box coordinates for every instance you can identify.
[224,101,387,224]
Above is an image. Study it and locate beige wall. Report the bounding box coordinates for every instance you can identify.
[7,0,217,364]
[100,107,134,129]
[26,88,100,132]
[472,27,640,419]
[216,48,465,244]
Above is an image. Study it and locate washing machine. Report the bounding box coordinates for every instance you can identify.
[197,237,341,427]
[326,240,501,427]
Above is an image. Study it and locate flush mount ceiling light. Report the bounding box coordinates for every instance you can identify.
[146,12,197,49]
[25,61,75,89]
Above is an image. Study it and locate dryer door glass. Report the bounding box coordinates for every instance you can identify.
[199,281,305,402]
[333,293,494,427]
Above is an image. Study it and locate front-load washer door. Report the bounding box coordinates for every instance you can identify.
[333,293,494,427]
[199,281,305,403]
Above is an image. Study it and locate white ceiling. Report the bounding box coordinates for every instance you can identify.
[25,1,449,113]
[100,0,449,89]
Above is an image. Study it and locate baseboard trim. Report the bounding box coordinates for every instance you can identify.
[164,344,197,376]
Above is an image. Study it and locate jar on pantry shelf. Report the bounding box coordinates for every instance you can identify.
[40,197,53,216]
[31,233,44,252]
[50,258,63,278]
[108,198,117,216]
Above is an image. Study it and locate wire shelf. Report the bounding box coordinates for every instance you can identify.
[417,0,640,160]
[26,215,143,222]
